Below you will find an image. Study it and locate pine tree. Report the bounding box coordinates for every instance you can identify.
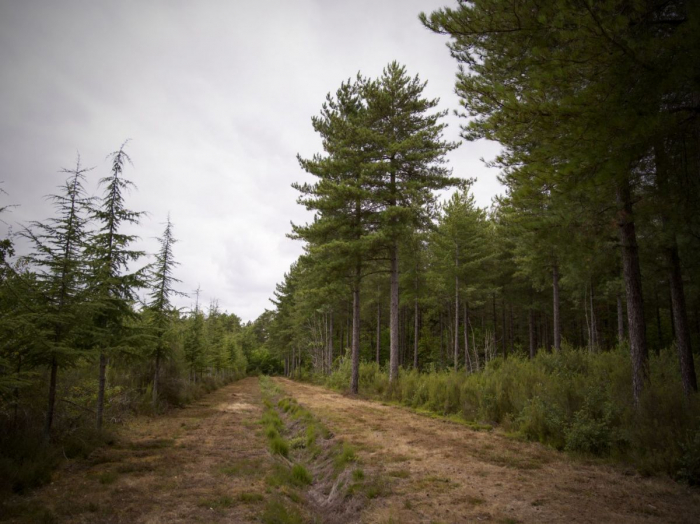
[362,62,459,381]
[293,77,380,393]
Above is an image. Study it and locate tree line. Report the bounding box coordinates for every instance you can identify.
[263,0,700,412]
[0,144,255,457]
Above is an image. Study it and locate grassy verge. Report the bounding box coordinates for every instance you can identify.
[257,376,377,520]
[315,346,700,483]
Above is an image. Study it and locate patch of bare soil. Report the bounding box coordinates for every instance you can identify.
[2,377,273,523]
[276,378,700,524]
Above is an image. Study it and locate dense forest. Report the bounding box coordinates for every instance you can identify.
[2,0,700,503]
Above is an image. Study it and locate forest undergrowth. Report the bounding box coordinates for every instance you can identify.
[0,366,240,498]
[305,346,700,484]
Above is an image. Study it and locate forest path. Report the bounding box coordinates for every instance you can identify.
[276,377,700,524]
[2,377,275,523]
[3,377,700,523]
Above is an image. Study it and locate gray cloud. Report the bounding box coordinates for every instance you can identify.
[0,0,502,322]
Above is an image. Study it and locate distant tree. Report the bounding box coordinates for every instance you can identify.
[146,216,184,408]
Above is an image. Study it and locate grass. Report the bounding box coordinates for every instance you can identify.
[261,498,303,524]
[270,435,290,457]
[197,495,235,510]
[352,468,365,481]
[217,458,263,477]
[334,443,357,469]
[98,471,119,485]
[291,464,312,485]
[237,492,265,503]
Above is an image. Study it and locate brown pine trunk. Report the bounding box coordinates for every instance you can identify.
[96,351,107,431]
[668,242,698,396]
[617,176,649,406]
[528,308,535,359]
[617,294,625,345]
[44,357,58,439]
[439,312,445,369]
[328,310,334,373]
[501,298,507,359]
[152,350,160,408]
[414,297,419,369]
[389,242,400,381]
[454,273,459,370]
[552,263,561,351]
[463,302,470,372]
[492,292,498,355]
[376,300,381,365]
[351,270,361,394]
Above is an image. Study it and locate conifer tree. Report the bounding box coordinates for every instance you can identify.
[146,216,184,407]
[21,158,92,437]
[293,78,380,393]
[184,286,205,381]
[87,142,145,430]
[362,62,459,381]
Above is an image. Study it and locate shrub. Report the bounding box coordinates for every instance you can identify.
[316,346,700,478]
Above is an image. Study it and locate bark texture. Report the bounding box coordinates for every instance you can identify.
[389,243,400,381]
[617,177,649,406]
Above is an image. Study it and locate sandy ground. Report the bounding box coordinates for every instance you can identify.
[276,378,700,524]
[3,376,699,523]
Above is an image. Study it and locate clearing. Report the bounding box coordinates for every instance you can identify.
[2,376,699,523]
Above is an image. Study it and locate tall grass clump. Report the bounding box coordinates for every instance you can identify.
[320,347,700,482]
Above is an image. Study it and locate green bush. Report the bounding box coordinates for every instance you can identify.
[318,347,700,479]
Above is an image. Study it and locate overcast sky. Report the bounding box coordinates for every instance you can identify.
[0,0,502,322]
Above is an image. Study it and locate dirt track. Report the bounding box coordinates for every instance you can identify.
[2,377,699,523]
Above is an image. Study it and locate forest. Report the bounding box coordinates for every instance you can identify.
[0,144,280,494]
[1,0,700,517]
[261,1,700,482]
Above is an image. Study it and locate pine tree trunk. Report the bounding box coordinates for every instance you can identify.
[328,310,334,373]
[617,177,649,406]
[376,300,381,365]
[351,276,361,394]
[617,294,625,345]
[389,242,400,382]
[454,273,459,370]
[501,298,507,359]
[668,241,698,396]
[654,284,663,350]
[439,312,445,369]
[414,297,419,369]
[44,357,58,440]
[492,292,498,355]
[463,302,469,372]
[552,263,561,351]
[96,351,107,431]
[509,303,514,355]
[528,308,535,359]
[153,350,160,409]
